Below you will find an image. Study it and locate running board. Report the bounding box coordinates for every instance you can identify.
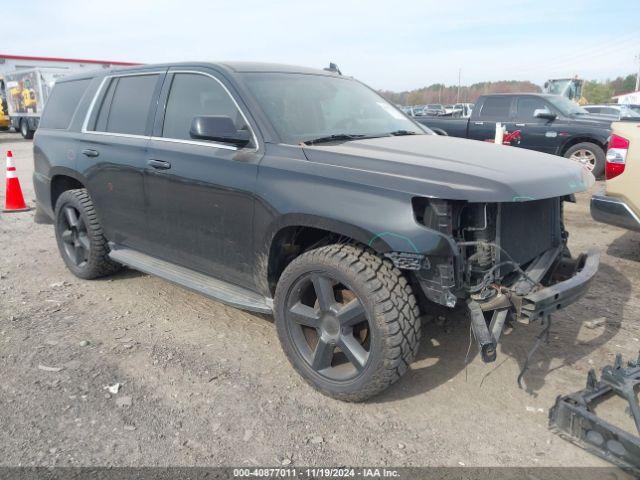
[108,247,273,314]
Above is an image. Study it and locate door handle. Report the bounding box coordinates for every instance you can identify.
[474,121,484,125]
[515,123,526,127]
[82,148,99,158]
[147,159,171,170]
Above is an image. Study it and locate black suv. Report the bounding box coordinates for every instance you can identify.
[34,62,599,401]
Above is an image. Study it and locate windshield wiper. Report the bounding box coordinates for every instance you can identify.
[388,130,418,136]
[303,130,419,146]
[303,134,366,146]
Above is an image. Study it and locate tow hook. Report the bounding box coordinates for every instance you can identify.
[467,300,509,363]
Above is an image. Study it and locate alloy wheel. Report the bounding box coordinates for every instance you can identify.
[59,206,91,267]
[284,272,372,381]
[569,149,596,171]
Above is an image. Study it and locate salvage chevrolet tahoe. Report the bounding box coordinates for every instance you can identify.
[33,63,599,401]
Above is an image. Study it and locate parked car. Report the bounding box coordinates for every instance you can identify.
[412,105,425,116]
[591,119,640,232]
[423,103,446,116]
[626,104,640,115]
[34,62,598,401]
[582,104,640,120]
[445,103,473,118]
[416,93,612,177]
[400,105,415,116]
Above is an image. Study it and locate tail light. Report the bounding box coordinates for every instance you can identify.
[605,134,629,180]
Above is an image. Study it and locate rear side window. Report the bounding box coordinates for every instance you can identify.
[92,74,159,135]
[162,73,246,140]
[479,97,512,120]
[39,79,91,129]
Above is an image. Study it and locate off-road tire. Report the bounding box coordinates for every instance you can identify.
[563,142,605,178]
[54,188,121,279]
[274,243,421,402]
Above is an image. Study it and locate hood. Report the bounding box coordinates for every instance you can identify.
[566,113,614,126]
[301,134,595,203]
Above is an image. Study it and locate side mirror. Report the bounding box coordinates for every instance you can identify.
[533,108,557,121]
[190,115,251,147]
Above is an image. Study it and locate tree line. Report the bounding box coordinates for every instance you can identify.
[380,74,638,106]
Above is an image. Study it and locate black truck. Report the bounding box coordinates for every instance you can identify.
[417,93,612,177]
[33,62,598,401]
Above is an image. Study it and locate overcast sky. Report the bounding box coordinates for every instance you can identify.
[3,0,639,91]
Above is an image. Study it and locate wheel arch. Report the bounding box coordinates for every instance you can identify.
[261,214,395,297]
[50,169,87,211]
[260,212,457,297]
[559,136,606,156]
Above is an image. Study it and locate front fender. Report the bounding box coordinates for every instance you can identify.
[256,144,457,258]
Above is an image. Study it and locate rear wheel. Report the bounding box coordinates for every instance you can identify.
[564,142,604,178]
[54,189,121,279]
[19,119,34,139]
[274,244,421,402]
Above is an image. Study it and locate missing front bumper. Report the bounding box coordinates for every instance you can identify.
[519,248,600,321]
[468,248,599,364]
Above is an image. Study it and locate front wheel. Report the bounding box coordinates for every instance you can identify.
[274,244,421,402]
[564,142,605,178]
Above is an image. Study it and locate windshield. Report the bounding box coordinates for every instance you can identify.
[620,106,640,118]
[546,95,588,116]
[241,73,424,144]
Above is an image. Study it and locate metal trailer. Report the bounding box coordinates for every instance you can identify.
[3,67,70,139]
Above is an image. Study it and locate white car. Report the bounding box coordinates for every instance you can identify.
[583,104,640,120]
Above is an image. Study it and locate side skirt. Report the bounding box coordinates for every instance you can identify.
[108,245,273,314]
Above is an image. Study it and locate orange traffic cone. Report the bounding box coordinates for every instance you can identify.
[3,150,30,212]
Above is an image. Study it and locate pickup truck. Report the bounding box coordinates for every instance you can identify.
[34,62,598,401]
[591,119,640,232]
[416,93,612,177]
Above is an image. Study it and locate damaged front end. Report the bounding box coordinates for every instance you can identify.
[409,196,599,363]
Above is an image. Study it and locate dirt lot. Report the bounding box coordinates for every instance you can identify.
[1,132,640,468]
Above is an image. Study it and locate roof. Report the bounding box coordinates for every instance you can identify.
[218,62,337,75]
[612,90,640,99]
[479,92,548,97]
[58,61,344,82]
[0,53,138,66]
[584,104,627,107]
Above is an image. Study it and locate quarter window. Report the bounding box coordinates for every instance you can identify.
[162,73,247,141]
[92,74,159,135]
[40,79,91,130]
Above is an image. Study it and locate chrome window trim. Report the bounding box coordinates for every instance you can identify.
[80,69,259,152]
[81,71,164,135]
[82,130,149,140]
[149,135,238,151]
[160,69,259,151]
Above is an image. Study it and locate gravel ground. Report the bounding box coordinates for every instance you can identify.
[1,132,640,469]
